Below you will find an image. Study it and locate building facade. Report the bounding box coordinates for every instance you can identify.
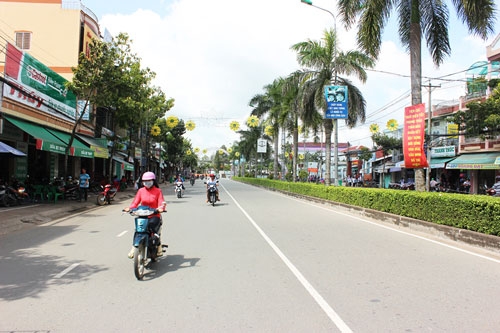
[0,0,131,185]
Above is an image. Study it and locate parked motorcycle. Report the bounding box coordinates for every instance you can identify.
[207,183,217,206]
[124,206,167,280]
[96,183,118,205]
[174,181,184,198]
[0,184,18,207]
[486,187,500,197]
[62,177,80,200]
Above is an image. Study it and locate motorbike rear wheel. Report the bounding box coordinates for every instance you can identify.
[134,245,146,280]
[96,194,107,206]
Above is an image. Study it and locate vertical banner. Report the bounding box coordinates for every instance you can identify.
[324,85,348,119]
[404,103,429,168]
[257,139,267,153]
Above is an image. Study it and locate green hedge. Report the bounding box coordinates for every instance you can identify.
[233,177,500,236]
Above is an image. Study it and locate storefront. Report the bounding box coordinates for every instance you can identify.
[77,134,109,181]
[446,152,500,193]
[3,116,94,182]
[112,154,135,181]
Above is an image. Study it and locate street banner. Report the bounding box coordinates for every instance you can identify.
[324,85,348,119]
[404,103,428,168]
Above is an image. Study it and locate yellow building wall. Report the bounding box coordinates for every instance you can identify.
[0,0,82,81]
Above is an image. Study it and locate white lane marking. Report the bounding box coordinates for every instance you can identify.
[221,184,353,333]
[283,192,500,264]
[117,230,128,237]
[53,263,80,279]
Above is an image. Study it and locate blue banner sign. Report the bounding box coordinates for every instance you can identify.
[324,85,348,119]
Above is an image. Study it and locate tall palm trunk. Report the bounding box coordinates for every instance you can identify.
[273,133,279,179]
[410,5,425,191]
[293,127,299,182]
[324,119,333,186]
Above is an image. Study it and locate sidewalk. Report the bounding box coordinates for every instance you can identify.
[0,185,142,236]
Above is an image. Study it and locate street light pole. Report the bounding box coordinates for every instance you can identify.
[301,0,339,186]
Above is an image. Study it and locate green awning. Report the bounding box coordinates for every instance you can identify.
[112,155,134,172]
[46,129,94,158]
[4,116,67,154]
[446,153,500,169]
[76,134,109,158]
[429,157,455,168]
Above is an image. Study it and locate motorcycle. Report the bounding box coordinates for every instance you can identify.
[174,181,184,198]
[207,183,217,206]
[62,178,80,200]
[190,177,195,186]
[96,183,118,206]
[124,206,167,280]
[486,187,500,197]
[0,184,18,207]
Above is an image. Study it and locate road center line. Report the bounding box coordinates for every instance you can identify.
[53,263,80,279]
[222,184,353,333]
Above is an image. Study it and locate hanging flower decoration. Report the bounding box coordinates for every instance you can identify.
[264,125,274,137]
[229,121,240,131]
[219,149,225,155]
[186,149,192,156]
[387,119,398,131]
[194,147,200,153]
[235,152,240,158]
[369,123,380,134]
[299,153,305,160]
[202,149,207,154]
[185,120,196,131]
[150,125,161,137]
[166,116,179,129]
[246,115,259,128]
[227,147,233,153]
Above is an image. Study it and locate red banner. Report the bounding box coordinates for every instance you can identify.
[404,103,428,168]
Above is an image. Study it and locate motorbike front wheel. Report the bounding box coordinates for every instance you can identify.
[96,194,107,206]
[134,245,146,280]
[177,190,181,198]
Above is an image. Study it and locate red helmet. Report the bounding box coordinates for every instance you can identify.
[142,171,156,181]
[210,173,215,177]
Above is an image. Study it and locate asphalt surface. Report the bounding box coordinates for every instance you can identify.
[0,184,139,236]
[2,181,500,257]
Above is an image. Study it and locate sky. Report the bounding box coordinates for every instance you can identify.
[80,0,500,156]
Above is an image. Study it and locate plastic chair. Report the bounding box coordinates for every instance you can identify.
[32,185,46,202]
[46,186,64,203]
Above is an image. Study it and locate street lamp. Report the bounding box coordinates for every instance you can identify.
[301,0,339,186]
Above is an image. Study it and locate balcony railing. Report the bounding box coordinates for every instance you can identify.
[62,1,99,24]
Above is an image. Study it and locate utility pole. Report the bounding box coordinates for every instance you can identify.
[424,81,441,191]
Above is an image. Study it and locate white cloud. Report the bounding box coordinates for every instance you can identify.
[96,0,500,153]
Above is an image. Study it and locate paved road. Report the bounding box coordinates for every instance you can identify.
[1,179,500,332]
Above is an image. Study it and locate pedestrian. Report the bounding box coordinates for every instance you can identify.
[79,168,90,202]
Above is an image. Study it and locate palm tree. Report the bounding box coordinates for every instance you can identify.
[291,28,375,185]
[249,78,284,179]
[338,0,496,190]
[281,71,322,182]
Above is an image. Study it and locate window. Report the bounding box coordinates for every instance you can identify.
[15,31,31,50]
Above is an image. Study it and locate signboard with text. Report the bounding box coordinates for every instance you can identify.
[403,103,428,168]
[324,85,348,119]
[4,42,78,121]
